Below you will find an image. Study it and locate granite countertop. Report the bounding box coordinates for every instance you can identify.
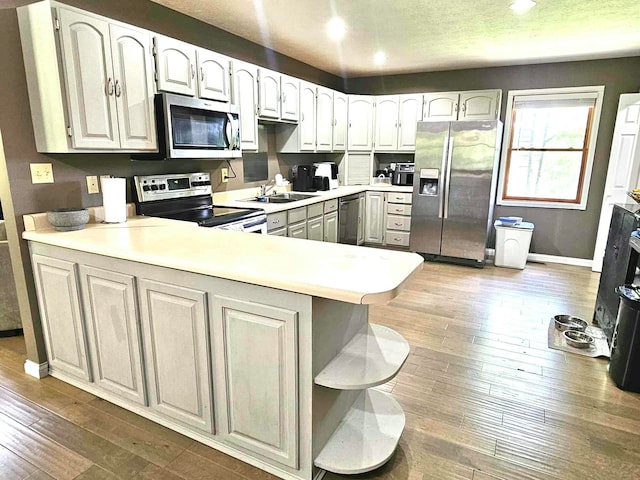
[23,215,423,305]
[213,185,413,213]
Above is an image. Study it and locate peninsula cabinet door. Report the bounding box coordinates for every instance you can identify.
[138,279,213,433]
[58,8,119,149]
[31,255,91,381]
[79,266,146,405]
[324,211,339,242]
[212,296,299,469]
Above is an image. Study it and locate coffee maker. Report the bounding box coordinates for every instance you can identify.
[313,162,339,190]
[292,165,316,192]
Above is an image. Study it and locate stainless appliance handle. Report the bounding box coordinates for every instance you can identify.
[438,137,448,218]
[224,114,232,148]
[444,137,454,219]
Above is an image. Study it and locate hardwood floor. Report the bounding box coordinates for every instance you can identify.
[1,261,639,480]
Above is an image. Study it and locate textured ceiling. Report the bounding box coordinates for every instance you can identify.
[149,0,640,78]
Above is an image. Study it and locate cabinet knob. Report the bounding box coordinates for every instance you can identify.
[200,67,205,82]
[106,77,114,96]
[114,80,122,98]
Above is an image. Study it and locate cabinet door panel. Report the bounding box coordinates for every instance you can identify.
[58,8,119,149]
[324,211,338,242]
[288,222,308,239]
[459,90,500,121]
[110,24,156,150]
[258,69,281,119]
[374,96,399,151]
[197,49,231,102]
[213,296,298,468]
[299,82,317,151]
[332,92,348,151]
[348,96,374,151]
[154,36,196,96]
[280,76,299,121]
[365,191,385,244]
[139,280,213,432]
[307,216,324,241]
[423,93,459,121]
[233,61,259,151]
[316,87,334,152]
[32,255,91,381]
[398,94,423,151]
[80,266,146,405]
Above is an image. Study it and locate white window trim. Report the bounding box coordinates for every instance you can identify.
[496,85,605,210]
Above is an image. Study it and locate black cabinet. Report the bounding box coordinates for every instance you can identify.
[594,204,640,342]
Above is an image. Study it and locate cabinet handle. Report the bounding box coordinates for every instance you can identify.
[395,237,401,241]
[282,92,286,103]
[191,64,195,79]
[200,67,204,81]
[273,219,280,224]
[394,222,403,226]
[395,122,398,128]
[395,208,402,212]
[106,77,114,96]
[301,112,305,122]
[114,80,122,98]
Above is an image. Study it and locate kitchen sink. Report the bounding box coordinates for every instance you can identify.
[241,193,318,203]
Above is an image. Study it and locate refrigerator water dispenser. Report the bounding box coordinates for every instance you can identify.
[419,168,439,196]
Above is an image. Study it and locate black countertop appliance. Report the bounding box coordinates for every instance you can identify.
[292,165,316,192]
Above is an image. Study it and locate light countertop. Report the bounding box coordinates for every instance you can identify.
[213,185,413,213]
[23,215,423,305]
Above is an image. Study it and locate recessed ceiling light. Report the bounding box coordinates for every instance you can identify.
[374,51,387,65]
[326,17,346,41]
[510,0,536,13]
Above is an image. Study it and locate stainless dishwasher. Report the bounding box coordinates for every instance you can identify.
[339,193,365,245]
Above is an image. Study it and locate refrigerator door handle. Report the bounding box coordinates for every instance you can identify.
[444,137,454,219]
[439,137,448,218]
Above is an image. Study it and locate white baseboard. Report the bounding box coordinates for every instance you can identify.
[24,359,49,379]
[485,249,593,268]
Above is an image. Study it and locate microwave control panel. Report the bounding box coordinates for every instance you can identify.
[134,172,212,202]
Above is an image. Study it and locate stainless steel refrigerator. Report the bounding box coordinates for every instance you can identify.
[410,120,502,264]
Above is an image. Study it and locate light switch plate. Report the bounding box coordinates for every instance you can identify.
[86,176,99,194]
[221,167,229,183]
[30,163,54,184]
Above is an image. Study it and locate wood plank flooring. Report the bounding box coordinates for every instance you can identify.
[1,261,639,479]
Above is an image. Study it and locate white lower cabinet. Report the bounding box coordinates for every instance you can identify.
[138,279,213,433]
[212,295,299,468]
[288,222,308,239]
[31,255,91,381]
[80,266,146,405]
[365,191,385,244]
[324,212,338,242]
[307,216,324,241]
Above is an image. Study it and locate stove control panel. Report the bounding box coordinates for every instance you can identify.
[134,172,212,203]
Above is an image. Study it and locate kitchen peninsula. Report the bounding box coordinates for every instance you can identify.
[22,212,423,480]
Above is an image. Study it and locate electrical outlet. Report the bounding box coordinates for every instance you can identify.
[30,163,54,184]
[221,167,229,183]
[86,176,99,194]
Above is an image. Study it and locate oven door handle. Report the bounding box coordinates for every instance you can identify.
[241,217,267,230]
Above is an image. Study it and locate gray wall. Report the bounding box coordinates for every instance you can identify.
[0,0,340,363]
[345,57,640,259]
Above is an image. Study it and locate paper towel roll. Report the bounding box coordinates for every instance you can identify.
[101,177,127,223]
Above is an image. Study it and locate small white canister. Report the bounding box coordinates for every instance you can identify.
[101,177,127,223]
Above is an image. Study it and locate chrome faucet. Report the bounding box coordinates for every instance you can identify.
[260,180,277,197]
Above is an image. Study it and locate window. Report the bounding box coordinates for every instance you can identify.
[497,86,604,209]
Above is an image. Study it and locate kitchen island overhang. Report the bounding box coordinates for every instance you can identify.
[23,214,423,480]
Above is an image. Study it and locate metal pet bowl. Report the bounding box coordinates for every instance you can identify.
[563,330,595,349]
[553,314,587,332]
[47,208,89,232]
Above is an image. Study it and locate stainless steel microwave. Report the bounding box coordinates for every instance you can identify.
[138,93,241,160]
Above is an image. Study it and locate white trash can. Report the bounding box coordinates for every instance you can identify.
[494,220,534,269]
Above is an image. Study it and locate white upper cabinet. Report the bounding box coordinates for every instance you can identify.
[374,95,400,151]
[54,7,155,151]
[110,24,157,150]
[423,90,501,121]
[332,91,348,151]
[280,75,300,122]
[316,87,334,152]
[299,81,317,151]
[59,9,119,149]
[233,60,260,151]
[154,35,197,96]
[423,92,459,121]
[397,94,423,151]
[458,90,501,121]
[258,68,281,119]
[196,49,231,102]
[348,95,375,151]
